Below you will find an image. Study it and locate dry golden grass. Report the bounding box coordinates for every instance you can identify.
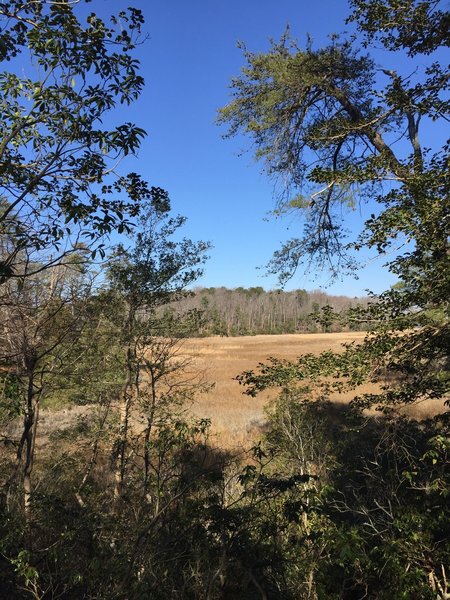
[180,332,445,449]
[25,332,443,452]
[180,332,364,449]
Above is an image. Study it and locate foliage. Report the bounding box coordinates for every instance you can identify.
[219,0,450,596]
[260,395,450,599]
[0,0,149,280]
[168,285,368,336]
[219,0,449,420]
[107,187,210,314]
[219,1,449,287]
[0,252,97,519]
[0,4,215,596]
[103,187,210,503]
[1,1,449,598]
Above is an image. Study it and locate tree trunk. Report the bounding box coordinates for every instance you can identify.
[114,342,134,505]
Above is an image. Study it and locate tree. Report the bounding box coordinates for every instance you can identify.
[0,0,150,281]
[219,1,448,286]
[0,251,94,519]
[0,188,213,596]
[220,1,449,596]
[105,187,210,503]
[0,4,217,590]
[0,0,159,537]
[219,0,449,412]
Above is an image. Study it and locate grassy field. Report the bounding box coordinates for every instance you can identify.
[26,332,443,451]
[180,332,444,449]
[181,332,365,448]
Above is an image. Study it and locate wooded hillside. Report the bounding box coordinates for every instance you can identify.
[167,286,368,335]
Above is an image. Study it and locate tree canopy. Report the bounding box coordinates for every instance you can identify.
[0,1,449,598]
[218,5,450,594]
[0,0,150,280]
[219,0,449,287]
[219,0,450,409]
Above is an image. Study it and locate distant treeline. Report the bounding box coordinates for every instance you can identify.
[164,286,369,336]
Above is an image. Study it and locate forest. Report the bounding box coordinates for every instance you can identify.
[165,287,368,336]
[0,0,448,598]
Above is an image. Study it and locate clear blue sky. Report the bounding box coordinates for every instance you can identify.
[101,0,412,296]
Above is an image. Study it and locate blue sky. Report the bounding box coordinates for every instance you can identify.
[99,0,417,295]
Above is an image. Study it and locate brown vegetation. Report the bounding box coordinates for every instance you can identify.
[10,331,443,453]
[182,332,364,448]
[182,332,445,448]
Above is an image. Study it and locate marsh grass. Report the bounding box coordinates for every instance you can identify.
[181,332,445,449]
[181,333,363,449]
[20,333,444,452]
